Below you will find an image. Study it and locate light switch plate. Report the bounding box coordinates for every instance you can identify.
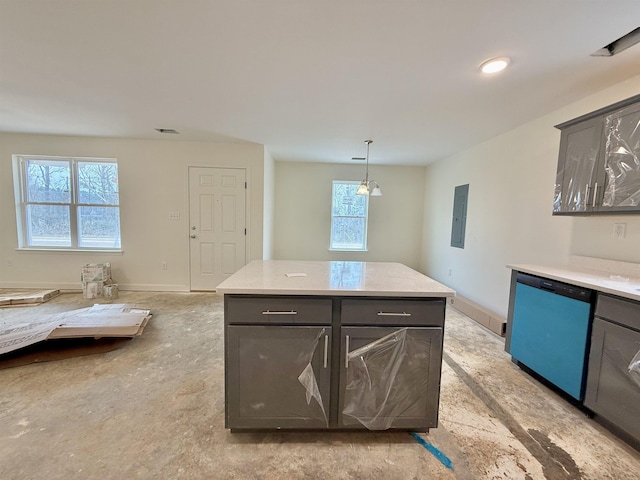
[169,211,180,220]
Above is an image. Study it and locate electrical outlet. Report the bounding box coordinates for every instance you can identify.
[613,223,626,240]
[161,261,167,270]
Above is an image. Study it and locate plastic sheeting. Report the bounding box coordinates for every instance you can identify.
[297,328,328,426]
[229,325,330,428]
[629,349,640,388]
[603,109,640,207]
[553,126,601,213]
[342,328,429,430]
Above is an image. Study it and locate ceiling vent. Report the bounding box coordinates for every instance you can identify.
[155,128,180,134]
[592,27,640,56]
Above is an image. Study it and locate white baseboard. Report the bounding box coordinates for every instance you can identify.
[0,281,189,292]
[448,294,506,337]
[117,284,190,292]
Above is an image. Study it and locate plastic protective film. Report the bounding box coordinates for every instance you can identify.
[603,111,640,207]
[553,126,600,212]
[297,328,328,426]
[342,328,427,430]
[629,350,640,388]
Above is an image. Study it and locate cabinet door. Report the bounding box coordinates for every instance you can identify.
[338,326,443,430]
[601,102,640,211]
[553,116,604,214]
[584,318,640,442]
[226,325,331,429]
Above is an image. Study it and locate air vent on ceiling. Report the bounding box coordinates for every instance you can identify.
[592,27,640,56]
[155,128,180,134]
[351,157,366,161]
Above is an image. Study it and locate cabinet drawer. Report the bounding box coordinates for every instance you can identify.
[341,298,445,326]
[225,296,332,325]
[595,294,640,330]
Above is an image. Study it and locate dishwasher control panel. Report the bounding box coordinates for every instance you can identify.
[516,272,594,303]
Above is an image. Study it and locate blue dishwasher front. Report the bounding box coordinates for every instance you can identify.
[510,273,594,400]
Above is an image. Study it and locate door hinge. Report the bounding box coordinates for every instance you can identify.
[244,228,247,235]
[244,181,247,189]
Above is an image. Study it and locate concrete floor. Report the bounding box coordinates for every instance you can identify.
[0,291,638,479]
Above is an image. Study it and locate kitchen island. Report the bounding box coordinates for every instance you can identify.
[216,260,455,432]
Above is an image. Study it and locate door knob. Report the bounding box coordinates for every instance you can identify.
[190,234,196,239]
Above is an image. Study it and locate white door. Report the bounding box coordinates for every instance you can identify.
[189,167,246,290]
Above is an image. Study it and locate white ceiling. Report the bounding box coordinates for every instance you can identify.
[1,1,640,166]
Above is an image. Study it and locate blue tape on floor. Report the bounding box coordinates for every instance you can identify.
[410,432,453,470]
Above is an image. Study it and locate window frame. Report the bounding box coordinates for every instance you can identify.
[329,180,369,252]
[13,154,122,252]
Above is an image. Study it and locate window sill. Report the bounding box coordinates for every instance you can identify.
[328,248,368,252]
[16,248,124,255]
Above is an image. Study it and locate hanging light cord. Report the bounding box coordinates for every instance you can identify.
[364,140,372,185]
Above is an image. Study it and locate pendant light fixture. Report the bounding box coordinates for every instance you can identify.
[356,140,383,196]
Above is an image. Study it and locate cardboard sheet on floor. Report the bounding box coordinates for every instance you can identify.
[0,304,151,358]
[0,289,61,307]
[46,304,151,339]
[0,337,131,369]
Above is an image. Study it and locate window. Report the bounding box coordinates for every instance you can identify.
[14,155,121,250]
[330,181,368,251]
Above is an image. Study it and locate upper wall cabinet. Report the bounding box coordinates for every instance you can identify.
[553,94,640,215]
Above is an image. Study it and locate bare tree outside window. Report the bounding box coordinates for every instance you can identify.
[330,181,368,251]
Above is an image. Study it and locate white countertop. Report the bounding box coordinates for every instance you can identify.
[507,264,640,302]
[216,260,456,297]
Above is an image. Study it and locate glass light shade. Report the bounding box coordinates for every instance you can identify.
[479,56,510,74]
[356,182,369,195]
[370,184,382,196]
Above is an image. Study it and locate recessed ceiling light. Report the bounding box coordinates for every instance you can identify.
[155,128,180,134]
[479,57,511,74]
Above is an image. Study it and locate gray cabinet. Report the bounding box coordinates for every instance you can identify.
[339,326,442,430]
[585,294,640,446]
[224,295,446,431]
[226,325,331,429]
[553,93,640,215]
[553,116,604,213]
[601,101,640,211]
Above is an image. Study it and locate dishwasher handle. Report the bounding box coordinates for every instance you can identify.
[539,280,556,292]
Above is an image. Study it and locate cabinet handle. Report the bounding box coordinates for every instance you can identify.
[261,310,297,315]
[323,334,328,368]
[585,184,591,206]
[345,335,350,369]
[592,182,599,207]
[377,311,411,317]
